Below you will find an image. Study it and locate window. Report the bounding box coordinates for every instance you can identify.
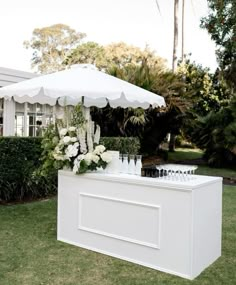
[27,103,43,136]
[15,102,25,136]
[15,103,54,137]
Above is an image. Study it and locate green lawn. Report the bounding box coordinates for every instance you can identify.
[168,148,203,161]
[196,166,236,178]
[168,148,236,179]
[0,185,236,285]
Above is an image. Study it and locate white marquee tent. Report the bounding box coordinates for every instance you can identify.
[0,65,165,136]
[0,64,165,108]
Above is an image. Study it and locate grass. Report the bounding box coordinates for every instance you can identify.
[0,185,236,285]
[168,148,236,179]
[168,148,203,161]
[196,166,236,178]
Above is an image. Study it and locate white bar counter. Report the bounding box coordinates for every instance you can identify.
[57,170,222,280]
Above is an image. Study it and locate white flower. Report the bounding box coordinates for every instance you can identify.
[72,154,85,173]
[58,139,65,147]
[53,153,66,161]
[71,137,77,143]
[68,126,76,132]
[93,145,106,155]
[72,164,79,173]
[72,161,80,173]
[65,142,79,158]
[101,152,112,163]
[54,146,62,154]
[63,136,71,144]
[59,128,68,137]
[84,153,93,165]
[94,125,101,144]
[78,127,87,153]
[91,154,99,164]
[77,154,85,161]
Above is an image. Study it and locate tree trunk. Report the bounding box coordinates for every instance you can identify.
[169,0,180,151]
[168,132,176,152]
[172,0,179,72]
[181,0,185,62]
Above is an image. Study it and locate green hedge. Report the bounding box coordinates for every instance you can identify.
[0,136,140,202]
[0,137,56,202]
[100,137,140,154]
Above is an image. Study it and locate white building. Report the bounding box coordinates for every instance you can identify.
[0,67,54,137]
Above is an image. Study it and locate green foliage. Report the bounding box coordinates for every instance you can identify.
[178,60,232,117]
[64,41,167,72]
[103,42,166,71]
[24,24,86,73]
[39,105,86,175]
[100,137,140,154]
[63,41,106,68]
[0,137,56,202]
[78,159,89,174]
[38,124,59,189]
[191,96,236,167]
[92,61,190,154]
[71,104,86,127]
[178,60,235,153]
[201,0,236,90]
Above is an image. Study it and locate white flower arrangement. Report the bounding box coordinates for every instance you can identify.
[74,145,112,174]
[53,125,112,174]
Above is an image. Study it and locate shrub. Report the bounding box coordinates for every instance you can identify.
[191,96,236,167]
[0,135,140,202]
[0,137,56,202]
[100,137,140,154]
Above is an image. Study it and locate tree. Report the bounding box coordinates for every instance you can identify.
[104,42,166,70]
[92,61,190,154]
[178,60,232,116]
[64,41,167,73]
[181,0,185,62]
[168,0,181,151]
[24,24,86,74]
[177,59,235,154]
[172,0,180,71]
[63,42,106,68]
[201,0,236,91]
[191,95,236,167]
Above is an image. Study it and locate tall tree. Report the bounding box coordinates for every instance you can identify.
[65,41,167,72]
[103,42,166,71]
[63,42,106,68]
[172,0,180,71]
[181,0,185,62]
[201,0,236,91]
[24,24,86,74]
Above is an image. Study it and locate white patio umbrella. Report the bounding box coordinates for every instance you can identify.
[0,65,165,109]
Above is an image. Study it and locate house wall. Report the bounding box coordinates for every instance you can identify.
[0,66,38,87]
[0,67,38,136]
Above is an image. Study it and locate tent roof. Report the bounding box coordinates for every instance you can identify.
[0,65,165,109]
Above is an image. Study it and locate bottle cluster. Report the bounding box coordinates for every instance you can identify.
[119,154,142,175]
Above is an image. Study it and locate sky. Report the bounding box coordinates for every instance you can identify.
[0,0,218,73]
